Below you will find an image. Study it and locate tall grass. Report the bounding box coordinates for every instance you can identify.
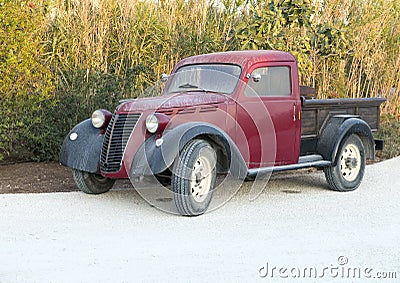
[47,0,241,95]
[46,0,399,111]
[308,0,399,117]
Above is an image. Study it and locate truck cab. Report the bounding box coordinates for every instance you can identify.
[60,50,385,216]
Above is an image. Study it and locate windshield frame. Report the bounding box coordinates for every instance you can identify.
[164,63,243,95]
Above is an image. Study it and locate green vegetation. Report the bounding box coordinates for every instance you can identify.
[376,114,400,160]
[0,0,55,161]
[0,0,399,161]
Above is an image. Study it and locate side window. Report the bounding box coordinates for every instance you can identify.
[245,66,292,97]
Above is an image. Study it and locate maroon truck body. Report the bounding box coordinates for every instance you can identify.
[104,50,302,178]
[60,50,385,216]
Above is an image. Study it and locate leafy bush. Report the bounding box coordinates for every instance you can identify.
[237,0,315,75]
[376,115,400,159]
[0,0,54,161]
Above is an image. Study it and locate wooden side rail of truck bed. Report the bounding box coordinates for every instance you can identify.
[301,97,386,138]
[300,97,386,156]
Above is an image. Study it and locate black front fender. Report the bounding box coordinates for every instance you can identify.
[59,119,103,173]
[130,122,247,179]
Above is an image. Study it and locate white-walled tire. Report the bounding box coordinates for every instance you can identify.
[324,134,366,191]
[72,169,115,194]
[172,140,217,216]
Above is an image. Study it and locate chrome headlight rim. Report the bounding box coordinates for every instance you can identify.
[146,114,159,134]
[91,109,106,129]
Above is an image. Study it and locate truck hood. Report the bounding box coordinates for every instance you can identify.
[116,92,228,112]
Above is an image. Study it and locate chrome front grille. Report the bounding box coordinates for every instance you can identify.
[100,113,141,173]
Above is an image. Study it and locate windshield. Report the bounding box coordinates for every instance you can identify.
[166,64,241,95]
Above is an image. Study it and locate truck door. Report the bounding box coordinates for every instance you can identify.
[236,62,301,167]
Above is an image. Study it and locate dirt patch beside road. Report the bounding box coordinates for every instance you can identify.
[0,162,133,194]
[0,162,78,194]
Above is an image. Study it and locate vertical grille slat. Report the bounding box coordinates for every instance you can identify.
[100,113,141,173]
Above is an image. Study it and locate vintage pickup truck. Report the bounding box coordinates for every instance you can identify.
[60,50,385,216]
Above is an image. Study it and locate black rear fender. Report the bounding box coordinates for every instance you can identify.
[317,116,375,165]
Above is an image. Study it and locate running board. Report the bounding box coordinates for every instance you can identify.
[246,155,332,179]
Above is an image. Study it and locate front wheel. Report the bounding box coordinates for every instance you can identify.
[172,140,217,216]
[324,134,366,192]
[72,169,115,194]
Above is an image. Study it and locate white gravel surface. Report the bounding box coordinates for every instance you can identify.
[1,157,399,282]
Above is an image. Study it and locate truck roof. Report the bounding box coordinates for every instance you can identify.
[173,50,297,72]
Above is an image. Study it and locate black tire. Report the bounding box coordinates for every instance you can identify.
[72,169,115,194]
[172,139,217,216]
[324,134,366,191]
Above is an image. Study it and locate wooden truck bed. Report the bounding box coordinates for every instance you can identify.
[301,97,386,138]
[300,97,386,156]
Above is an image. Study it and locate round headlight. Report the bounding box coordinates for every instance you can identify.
[146,114,159,133]
[91,110,106,128]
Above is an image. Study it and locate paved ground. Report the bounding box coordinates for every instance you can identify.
[0,157,399,282]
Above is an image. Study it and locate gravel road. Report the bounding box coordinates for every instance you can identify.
[1,157,399,282]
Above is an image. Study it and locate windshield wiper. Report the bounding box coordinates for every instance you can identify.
[170,83,228,94]
[172,83,211,93]
[178,83,201,89]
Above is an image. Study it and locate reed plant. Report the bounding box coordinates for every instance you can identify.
[311,0,399,115]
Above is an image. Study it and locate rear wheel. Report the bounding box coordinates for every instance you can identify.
[72,169,115,194]
[324,134,365,191]
[172,140,217,216]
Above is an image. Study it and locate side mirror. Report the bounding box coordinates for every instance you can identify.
[251,73,261,83]
[160,73,169,82]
